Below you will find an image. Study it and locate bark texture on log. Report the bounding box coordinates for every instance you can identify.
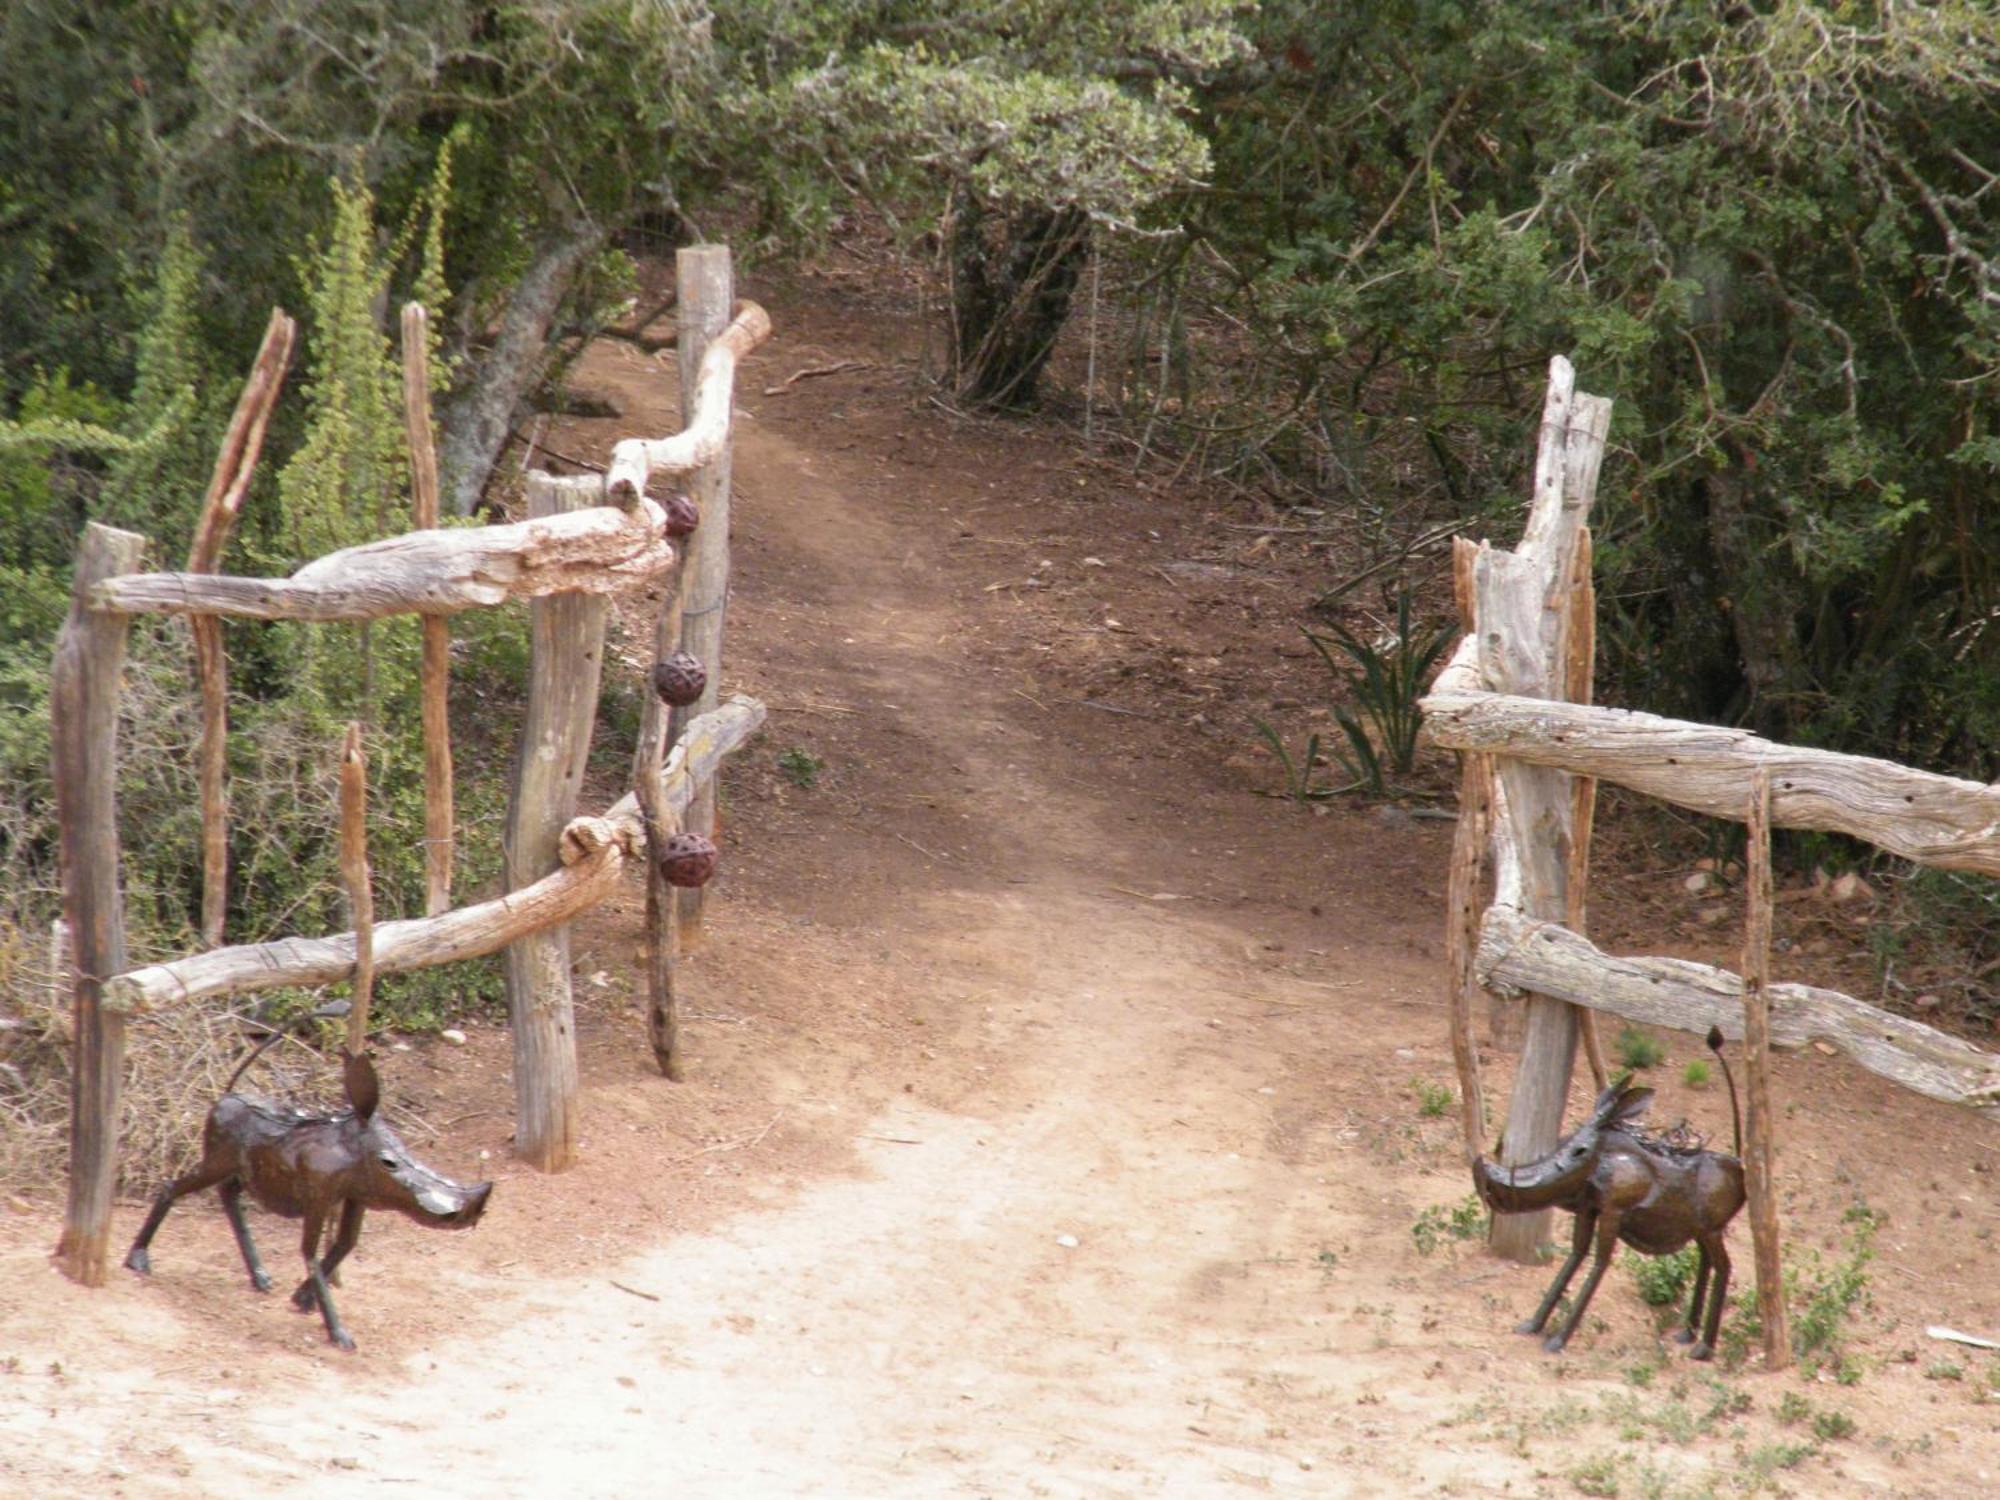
[503,474,608,1173]
[604,298,771,495]
[52,524,147,1286]
[96,494,671,622]
[1475,904,2000,1120]
[1423,688,2000,876]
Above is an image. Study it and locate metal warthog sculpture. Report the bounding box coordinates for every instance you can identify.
[126,1038,491,1351]
[1471,1027,1747,1358]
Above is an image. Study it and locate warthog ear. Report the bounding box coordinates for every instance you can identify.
[342,1048,381,1122]
[1610,1087,1654,1128]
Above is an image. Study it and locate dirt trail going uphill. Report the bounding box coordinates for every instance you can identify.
[3,266,1997,1498]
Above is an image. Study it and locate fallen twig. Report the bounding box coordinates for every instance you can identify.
[611,1279,662,1303]
[893,831,955,863]
[764,359,874,396]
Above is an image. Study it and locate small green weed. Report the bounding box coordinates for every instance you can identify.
[1811,1409,1856,1441]
[1722,1202,1877,1370]
[1569,1454,1620,1497]
[1413,1078,1453,1118]
[1249,720,1347,802]
[777,746,825,788]
[1924,1358,1963,1382]
[1615,1026,1666,1070]
[1413,1195,1488,1256]
[1681,1059,1711,1088]
[1774,1391,1811,1425]
[1630,1245,1699,1309]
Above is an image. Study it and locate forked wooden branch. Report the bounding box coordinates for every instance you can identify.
[604,299,772,504]
[95,494,673,621]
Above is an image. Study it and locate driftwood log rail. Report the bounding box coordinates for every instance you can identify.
[49,246,771,1285]
[1424,356,2000,1367]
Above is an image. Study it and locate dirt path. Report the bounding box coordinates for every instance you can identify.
[3,267,1997,1497]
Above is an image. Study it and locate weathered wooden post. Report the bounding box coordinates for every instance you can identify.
[1741,769,1792,1366]
[502,472,610,1170]
[1480,361,1614,1263]
[403,302,455,916]
[1443,537,1491,1162]
[671,244,735,943]
[1561,529,1610,1092]
[51,522,147,1284]
[190,309,295,947]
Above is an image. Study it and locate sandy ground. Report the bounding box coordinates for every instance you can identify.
[2,260,1997,1498]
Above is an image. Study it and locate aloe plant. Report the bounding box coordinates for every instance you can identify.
[1305,589,1455,790]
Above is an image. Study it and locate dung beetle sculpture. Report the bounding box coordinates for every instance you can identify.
[656,830,719,888]
[651,651,708,707]
[126,1026,491,1351]
[1471,1026,1747,1358]
[661,491,700,538]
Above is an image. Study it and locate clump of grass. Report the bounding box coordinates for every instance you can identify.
[1413,1078,1453,1118]
[1615,1026,1666,1071]
[1630,1244,1700,1309]
[1812,1409,1856,1441]
[1681,1058,1711,1088]
[1722,1201,1879,1371]
[777,746,825,788]
[1413,1194,1488,1255]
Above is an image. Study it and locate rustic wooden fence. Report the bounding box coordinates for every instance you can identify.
[1422,357,2000,1367]
[51,245,770,1286]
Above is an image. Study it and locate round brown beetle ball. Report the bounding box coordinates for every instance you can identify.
[656,832,718,888]
[661,492,701,537]
[650,651,707,707]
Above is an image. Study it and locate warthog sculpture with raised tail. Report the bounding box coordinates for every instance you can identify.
[1471,1027,1747,1358]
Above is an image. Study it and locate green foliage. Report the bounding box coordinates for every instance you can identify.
[777,747,825,789]
[1249,719,1342,802]
[1174,0,2000,780]
[1413,1079,1453,1119]
[1614,1026,1666,1071]
[1681,1059,1711,1089]
[1629,1245,1699,1309]
[1723,1202,1878,1371]
[1412,1194,1487,1255]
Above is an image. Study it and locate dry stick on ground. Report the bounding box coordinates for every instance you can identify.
[403,304,454,916]
[1562,528,1609,1090]
[1741,769,1793,1368]
[1443,537,1490,1163]
[338,723,374,1053]
[634,548,689,1080]
[762,359,873,396]
[52,523,148,1286]
[189,309,296,948]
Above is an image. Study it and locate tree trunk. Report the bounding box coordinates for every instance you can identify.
[439,226,609,516]
[950,199,1091,409]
